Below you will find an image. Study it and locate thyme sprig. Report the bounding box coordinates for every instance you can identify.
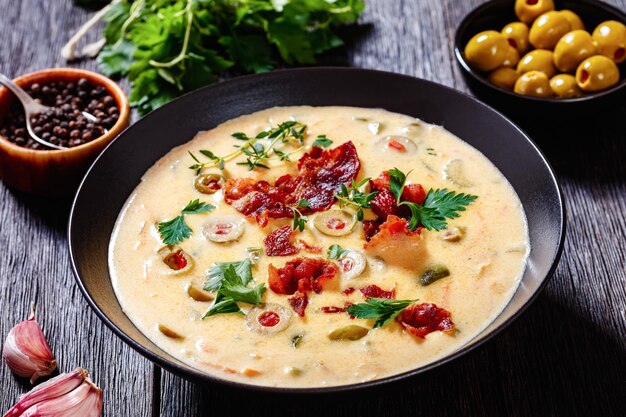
[189,121,308,173]
[291,198,310,232]
[334,178,378,221]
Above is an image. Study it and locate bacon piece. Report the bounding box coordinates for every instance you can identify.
[364,215,425,269]
[269,258,338,316]
[288,291,308,317]
[224,142,361,226]
[224,179,292,227]
[342,287,356,296]
[370,188,398,220]
[396,303,454,339]
[370,171,391,191]
[363,220,382,242]
[360,285,395,299]
[264,225,300,256]
[298,239,322,254]
[268,257,338,296]
[321,306,344,313]
[292,141,361,211]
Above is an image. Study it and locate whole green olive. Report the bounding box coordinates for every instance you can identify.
[515,0,555,24]
[502,46,521,67]
[517,49,557,78]
[529,11,572,50]
[576,55,620,92]
[592,20,626,64]
[514,71,554,97]
[502,22,530,54]
[554,30,596,73]
[488,67,519,90]
[550,74,581,98]
[464,30,510,71]
[560,9,585,31]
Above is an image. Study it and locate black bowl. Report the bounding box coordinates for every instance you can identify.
[454,0,626,124]
[68,68,565,394]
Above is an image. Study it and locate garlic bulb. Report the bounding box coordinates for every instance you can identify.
[4,367,102,417]
[2,313,57,383]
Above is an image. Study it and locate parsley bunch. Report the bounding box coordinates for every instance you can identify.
[97,0,365,114]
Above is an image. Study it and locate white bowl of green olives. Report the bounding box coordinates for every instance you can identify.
[455,0,626,108]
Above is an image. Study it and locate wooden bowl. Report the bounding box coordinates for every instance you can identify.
[0,68,130,196]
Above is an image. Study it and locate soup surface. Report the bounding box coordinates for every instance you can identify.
[109,106,529,388]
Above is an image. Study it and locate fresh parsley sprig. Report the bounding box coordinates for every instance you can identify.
[291,198,310,232]
[312,135,333,148]
[203,259,266,318]
[327,244,349,260]
[334,178,378,221]
[189,121,308,173]
[344,298,417,328]
[387,168,477,231]
[158,199,215,245]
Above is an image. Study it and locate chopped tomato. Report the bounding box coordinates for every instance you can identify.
[342,287,356,296]
[321,306,344,313]
[402,183,426,205]
[396,303,454,339]
[326,218,346,230]
[172,251,187,270]
[387,140,406,152]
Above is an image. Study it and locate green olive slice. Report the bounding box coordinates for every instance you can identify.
[245,304,292,335]
[194,174,223,194]
[158,324,185,339]
[187,284,214,302]
[202,215,246,242]
[443,159,473,187]
[328,325,369,341]
[338,249,366,279]
[420,265,450,286]
[157,245,193,274]
[313,210,356,236]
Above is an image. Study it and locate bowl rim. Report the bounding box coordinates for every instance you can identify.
[0,67,130,155]
[453,0,626,103]
[68,67,566,394]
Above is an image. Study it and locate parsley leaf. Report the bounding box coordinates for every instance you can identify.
[312,135,333,148]
[204,259,253,292]
[203,262,265,318]
[327,244,349,260]
[387,168,477,231]
[158,199,214,245]
[334,178,378,221]
[344,298,417,328]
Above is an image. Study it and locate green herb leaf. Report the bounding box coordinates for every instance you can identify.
[291,206,308,232]
[158,199,215,245]
[312,135,333,148]
[334,178,378,221]
[203,297,243,317]
[387,168,477,231]
[203,263,265,318]
[327,244,349,260]
[297,198,310,208]
[204,259,253,291]
[344,298,417,328]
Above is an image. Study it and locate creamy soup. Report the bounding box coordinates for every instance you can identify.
[109,106,529,388]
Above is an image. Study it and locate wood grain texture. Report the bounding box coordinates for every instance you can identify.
[0,1,152,416]
[1,0,625,416]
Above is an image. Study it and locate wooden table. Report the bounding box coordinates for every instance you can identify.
[1,1,625,415]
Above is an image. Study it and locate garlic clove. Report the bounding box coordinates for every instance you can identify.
[2,313,57,384]
[3,367,88,417]
[17,378,102,417]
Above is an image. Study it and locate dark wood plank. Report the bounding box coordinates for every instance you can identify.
[0,1,152,416]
